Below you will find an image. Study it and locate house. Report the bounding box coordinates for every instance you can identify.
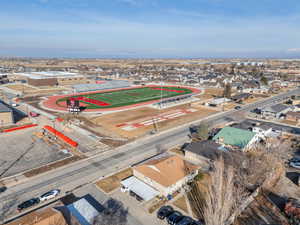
[231,120,281,138]
[261,104,292,118]
[252,124,281,138]
[231,93,251,103]
[213,126,258,150]
[0,101,14,126]
[207,98,231,107]
[184,140,226,164]
[64,198,100,225]
[133,155,199,197]
[286,111,300,122]
[7,207,67,225]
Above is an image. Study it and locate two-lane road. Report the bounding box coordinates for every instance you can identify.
[1,88,300,222]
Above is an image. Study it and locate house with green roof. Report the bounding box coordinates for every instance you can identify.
[213,126,258,150]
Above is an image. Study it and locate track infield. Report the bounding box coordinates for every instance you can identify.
[42,85,200,112]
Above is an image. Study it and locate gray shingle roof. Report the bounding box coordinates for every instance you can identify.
[184,140,222,160]
[264,104,290,113]
[0,102,11,113]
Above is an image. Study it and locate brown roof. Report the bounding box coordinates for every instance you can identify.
[134,155,199,187]
[286,111,300,119]
[7,207,67,225]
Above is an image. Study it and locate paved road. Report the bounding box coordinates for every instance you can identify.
[1,88,300,222]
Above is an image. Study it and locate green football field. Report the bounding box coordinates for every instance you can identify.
[57,86,194,109]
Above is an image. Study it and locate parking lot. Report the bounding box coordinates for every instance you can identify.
[0,128,71,178]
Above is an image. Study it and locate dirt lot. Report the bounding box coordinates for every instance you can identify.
[169,146,184,156]
[172,195,188,213]
[195,88,224,101]
[242,96,265,104]
[5,84,38,92]
[90,104,218,139]
[95,168,133,193]
[280,119,298,126]
[6,84,68,95]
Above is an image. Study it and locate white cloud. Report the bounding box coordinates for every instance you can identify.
[287,48,300,52]
[0,8,300,57]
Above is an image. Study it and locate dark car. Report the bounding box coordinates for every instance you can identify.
[176,216,194,225]
[290,157,300,163]
[157,205,174,220]
[17,198,40,211]
[167,211,183,225]
[234,106,242,110]
[191,220,204,225]
[0,186,7,193]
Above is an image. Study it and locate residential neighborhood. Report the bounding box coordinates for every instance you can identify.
[0,57,299,225]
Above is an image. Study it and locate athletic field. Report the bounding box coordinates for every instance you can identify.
[56,86,194,109]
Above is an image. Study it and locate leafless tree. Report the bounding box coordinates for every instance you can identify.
[233,137,289,189]
[188,157,248,225]
[92,198,128,225]
[188,136,291,225]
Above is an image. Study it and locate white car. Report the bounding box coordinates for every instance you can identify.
[39,189,60,201]
[290,162,300,170]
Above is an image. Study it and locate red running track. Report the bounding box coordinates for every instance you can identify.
[42,85,201,112]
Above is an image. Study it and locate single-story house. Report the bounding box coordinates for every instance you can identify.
[261,104,292,118]
[286,111,300,122]
[184,140,226,164]
[231,93,252,102]
[0,101,14,126]
[252,124,281,138]
[7,207,67,225]
[133,155,199,197]
[213,126,259,150]
[65,198,100,225]
[207,98,231,107]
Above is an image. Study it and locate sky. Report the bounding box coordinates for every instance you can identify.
[1,0,300,58]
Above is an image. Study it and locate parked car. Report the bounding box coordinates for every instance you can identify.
[290,162,300,169]
[177,216,194,225]
[29,111,39,117]
[0,186,7,193]
[191,220,204,225]
[167,211,183,225]
[289,157,300,163]
[39,189,60,201]
[157,205,174,220]
[234,106,242,110]
[17,198,40,211]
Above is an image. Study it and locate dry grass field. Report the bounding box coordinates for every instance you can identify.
[95,168,133,193]
[6,84,68,95]
[91,104,218,139]
[6,84,38,92]
[172,195,189,213]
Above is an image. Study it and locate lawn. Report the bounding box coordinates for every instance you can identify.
[57,86,194,109]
